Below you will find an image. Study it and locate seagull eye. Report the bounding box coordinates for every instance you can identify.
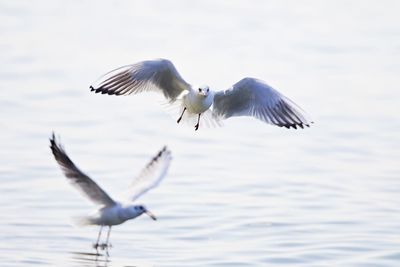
[207,88,209,92]
[198,88,202,92]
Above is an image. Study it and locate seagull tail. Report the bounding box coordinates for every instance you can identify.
[72,216,96,226]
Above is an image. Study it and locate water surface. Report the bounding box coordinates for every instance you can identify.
[1,1,400,266]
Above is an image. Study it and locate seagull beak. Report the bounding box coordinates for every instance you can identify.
[145,210,157,220]
[198,91,207,97]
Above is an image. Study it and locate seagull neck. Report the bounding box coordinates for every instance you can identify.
[119,206,141,221]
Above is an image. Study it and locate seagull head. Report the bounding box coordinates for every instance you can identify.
[134,205,157,220]
[197,85,210,97]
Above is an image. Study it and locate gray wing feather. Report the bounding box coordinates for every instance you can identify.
[50,134,116,207]
[124,146,172,203]
[90,59,190,101]
[212,78,312,129]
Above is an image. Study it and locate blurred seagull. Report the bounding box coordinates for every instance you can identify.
[50,133,172,249]
[90,59,312,131]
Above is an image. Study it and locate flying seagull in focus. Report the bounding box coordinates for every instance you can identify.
[90,58,312,130]
[50,133,172,249]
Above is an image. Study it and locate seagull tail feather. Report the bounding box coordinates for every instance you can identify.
[72,216,96,226]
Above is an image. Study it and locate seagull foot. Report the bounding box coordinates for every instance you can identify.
[177,107,186,124]
[97,243,112,250]
[194,124,199,131]
[93,242,112,250]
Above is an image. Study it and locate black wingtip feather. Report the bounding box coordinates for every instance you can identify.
[50,131,55,143]
[145,146,170,170]
[90,86,122,96]
[49,132,59,153]
[279,122,312,129]
[49,133,71,167]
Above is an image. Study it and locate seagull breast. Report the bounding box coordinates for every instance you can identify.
[184,90,214,114]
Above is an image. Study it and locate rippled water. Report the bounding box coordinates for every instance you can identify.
[1,1,400,266]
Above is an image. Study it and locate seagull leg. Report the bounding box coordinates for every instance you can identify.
[177,107,187,123]
[93,225,103,249]
[105,226,112,247]
[194,114,201,131]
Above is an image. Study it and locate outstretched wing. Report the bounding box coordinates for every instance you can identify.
[90,58,191,102]
[124,146,172,203]
[212,78,312,129]
[49,133,116,207]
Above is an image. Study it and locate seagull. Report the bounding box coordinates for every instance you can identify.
[49,133,172,249]
[90,59,312,131]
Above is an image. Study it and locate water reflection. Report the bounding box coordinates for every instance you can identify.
[70,251,110,267]
[70,249,147,267]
